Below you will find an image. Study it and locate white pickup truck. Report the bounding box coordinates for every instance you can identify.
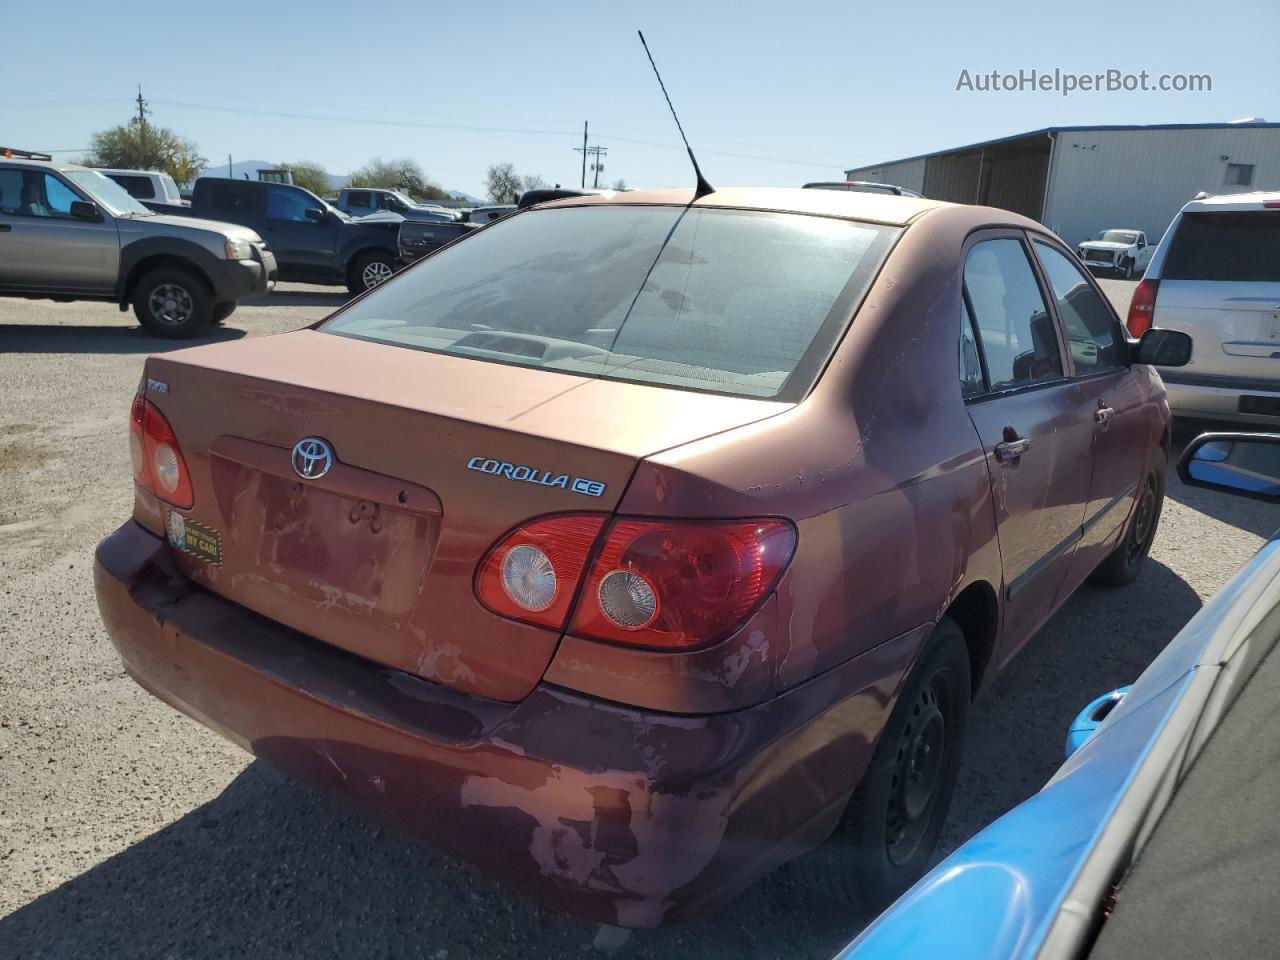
[1077,228,1152,279]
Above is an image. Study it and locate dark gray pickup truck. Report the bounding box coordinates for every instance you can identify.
[0,158,276,337]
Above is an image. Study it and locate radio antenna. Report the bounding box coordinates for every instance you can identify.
[637,31,713,200]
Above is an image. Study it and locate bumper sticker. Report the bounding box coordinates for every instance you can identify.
[166,511,222,565]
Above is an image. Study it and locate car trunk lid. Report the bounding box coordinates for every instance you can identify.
[141,329,789,701]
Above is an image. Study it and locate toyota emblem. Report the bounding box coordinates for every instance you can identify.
[291,437,334,480]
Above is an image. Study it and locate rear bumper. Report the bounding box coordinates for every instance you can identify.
[94,521,910,926]
[1161,371,1280,424]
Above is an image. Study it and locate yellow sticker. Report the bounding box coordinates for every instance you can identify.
[166,511,222,565]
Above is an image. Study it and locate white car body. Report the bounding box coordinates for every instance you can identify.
[1077,229,1152,278]
[1139,191,1280,424]
[97,168,185,205]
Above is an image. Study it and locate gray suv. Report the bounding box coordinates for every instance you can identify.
[0,159,277,337]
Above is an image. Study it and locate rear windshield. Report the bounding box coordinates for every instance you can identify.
[1164,212,1280,282]
[322,205,897,399]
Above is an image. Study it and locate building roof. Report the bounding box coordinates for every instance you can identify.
[846,121,1280,173]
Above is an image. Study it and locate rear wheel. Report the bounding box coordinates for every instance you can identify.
[211,301,237,324]
[347,250,396,295]
[1090,465,1164,586]
[790,618,970,910]
[132,267,212,338]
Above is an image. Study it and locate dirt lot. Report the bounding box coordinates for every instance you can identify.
[1,280,1274,959]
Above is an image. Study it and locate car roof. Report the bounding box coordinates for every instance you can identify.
[1181,190,1280,212]
[538,186,950,226]
[0,157,89,174]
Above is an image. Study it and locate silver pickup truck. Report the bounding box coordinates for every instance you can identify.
[0,158,276,337]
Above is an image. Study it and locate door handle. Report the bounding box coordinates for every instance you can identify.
[1095,404,1114,425]
[994,437,1031,462]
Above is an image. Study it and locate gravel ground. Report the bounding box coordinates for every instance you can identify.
[1,279,1275,959]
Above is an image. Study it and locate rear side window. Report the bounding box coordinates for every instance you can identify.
[323,205,898,400]
[209,183,253,214]
[1163,212,1280,282]
[1034,242,1125,373]
[964,238,1062,390]
[109,174,154,199]
[347,191,371,207]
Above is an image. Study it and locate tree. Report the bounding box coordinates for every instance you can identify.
[611,178,628,191]
[520,173,548,192]
[83,118,206,185]
[485,162,523,203]
[349,157,453,203]
[280,160,331,197]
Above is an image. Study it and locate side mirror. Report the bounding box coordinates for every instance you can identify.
[70,200,101,221]
[1132,328,1191,367]
[1065,686,1130,759]
[304,207,325,223]
[1178,432,1280,503]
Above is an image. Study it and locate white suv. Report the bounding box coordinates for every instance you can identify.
[1128,192,1280,423]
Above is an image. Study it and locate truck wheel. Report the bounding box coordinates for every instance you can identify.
[1120,257,1135,280]
[790,618,970,910]
[347,250,395,294]
[1090,466,1164,587]
[211,301,237,324]
[133,268,212,338]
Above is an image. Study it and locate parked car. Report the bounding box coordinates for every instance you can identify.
[184,179,400,294]
[804,180,925,198]
[1125,190,1280,424]
[464,204,516,225]
[336,187,458,222]
[396,218,478,266]
[97,167,190,214]
[0,158,275,337]
[1077,228,1151,279]
[93,187,1189,927]
[842,430,1280,960]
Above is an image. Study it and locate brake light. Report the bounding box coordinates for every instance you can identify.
[1126,278,1160,337]
[476,515,607,629]
[571,518,796,650]
[129,391,194,508]
[476,515,797,650]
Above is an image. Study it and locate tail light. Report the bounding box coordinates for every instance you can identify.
[476,515,607,629]
[129,391,194,509]
[476,515,796,650]
[1126,278,1160,337]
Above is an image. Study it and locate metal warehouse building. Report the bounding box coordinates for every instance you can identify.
[844,121,1280,246]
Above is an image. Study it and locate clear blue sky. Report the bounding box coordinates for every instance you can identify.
[4,0,1276,198]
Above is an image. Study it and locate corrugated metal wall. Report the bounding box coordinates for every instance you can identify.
[1043,127,1280,246]
[923,153,982,204]
[841,157,926,193]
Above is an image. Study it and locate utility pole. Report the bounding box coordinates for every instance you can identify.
[228,154,233,178]
[135,84,149,128]
[573,126,608,189]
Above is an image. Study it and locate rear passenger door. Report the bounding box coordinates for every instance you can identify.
[962,232,1097,659]
[1032,240,1151,586]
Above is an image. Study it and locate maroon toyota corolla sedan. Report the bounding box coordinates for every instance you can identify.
[93,187,1190,927]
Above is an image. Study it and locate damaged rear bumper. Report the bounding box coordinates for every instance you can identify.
[94,520,915,927]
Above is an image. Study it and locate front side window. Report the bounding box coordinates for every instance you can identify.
[323,205,898,400]
[266,186,313,222]
[1034,242,1125,373]
[0,169,81,219]
[963,238,1062,390]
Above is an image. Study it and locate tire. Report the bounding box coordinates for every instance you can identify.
[347,250,396,295]
[1090,465,1164,587]
[211,301,237,324]
[132,267,212,338]
[790,618,971,910]
[1120,257,1135,280]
